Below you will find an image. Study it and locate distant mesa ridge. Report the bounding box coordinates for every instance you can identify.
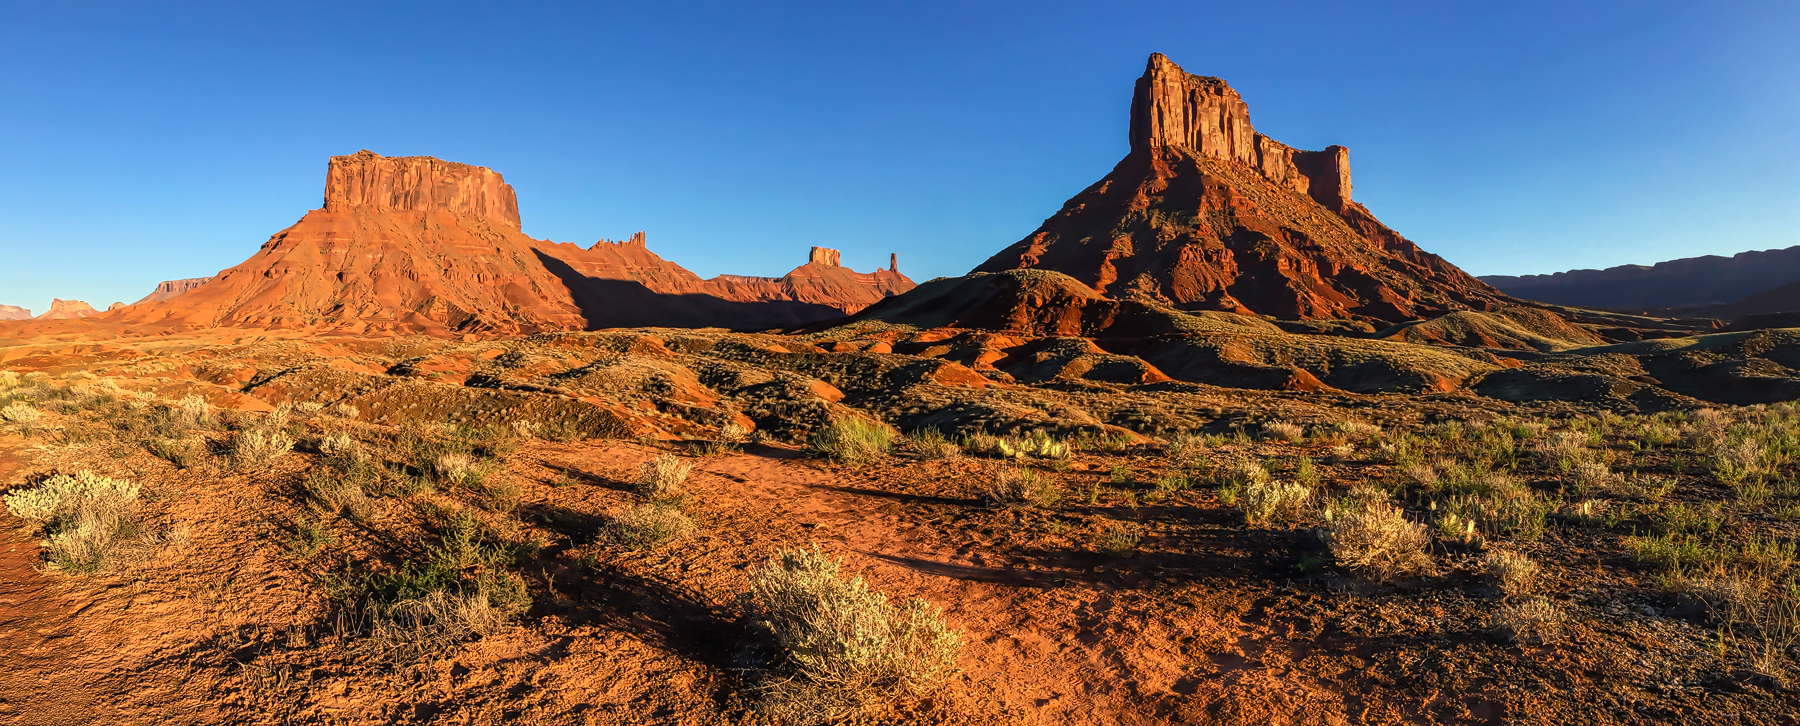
[0,305,30,321]
[1482,245,1800,312]
[36,299,101,320]
[970,53,1505,325]
[98,150,913,334]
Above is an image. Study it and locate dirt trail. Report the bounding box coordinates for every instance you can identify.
[0,440,109,726]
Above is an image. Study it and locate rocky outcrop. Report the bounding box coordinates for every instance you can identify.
[111,152,914,334]
[134,277,214,305]
[0,305,29,320]
[36,299,100,319]
[1482,245,1800,311]
[324,150,521,228]
[975,53,1505,325]
[809,247,842,267]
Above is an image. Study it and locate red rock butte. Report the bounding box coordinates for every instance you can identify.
[100,150,913,334]
[975,53,1505,324]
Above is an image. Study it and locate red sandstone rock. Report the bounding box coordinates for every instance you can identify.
[976,53,1505,324]
[0,305,29,320]
[109,152,914,334]
[36,299,100,319]
[133,277,214,305]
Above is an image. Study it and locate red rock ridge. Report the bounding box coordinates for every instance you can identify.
[976,53,1505,324]
[133,277,215,305]
[36,299,100,320]
[0,305,29,321]
[108,152,914,334]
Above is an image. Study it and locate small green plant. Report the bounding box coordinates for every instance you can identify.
[302,466,378,521]
[1095,521,1142,554]
[746,547,961,723]
[809,417,894,464]
[1241,477,1311,526]
[1736,481,1775,508]
[908,427,960,459]
[605,503,695,550]
[287,515,335,558]
[1293,457,1321,488]
[1108,465,1132,486]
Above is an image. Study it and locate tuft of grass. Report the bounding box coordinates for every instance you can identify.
[2,471,143,573]
[1484,550,1540,597]
[230,428,294,472]
[1241,477,1311,526]
[636,454,692,502]
[286,515,335,558]
[1491,597,1566,644]
[746,547,961,724]
[1322,498,1434,582]
[146,438,197,469]
[1095,522,1142,554]
[605,503,695,550]
[809,418,894,464]
[907,427,959,460]
[1,402,41,426]
[1261,421,1305,443]
[176,395,215,428]
[302,467,378,521]
[983,466,1061,508]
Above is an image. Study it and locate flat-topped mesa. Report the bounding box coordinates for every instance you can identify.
[323,150,522,228]
[1129,53,1352,210]
[809,247,842,267]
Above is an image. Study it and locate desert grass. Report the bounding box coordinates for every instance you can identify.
[302,467,378,521]
[746,546,961,724]
[231,428,294,472]
[1240,477,1312,526]
[605,503,695,550]
[636,453,692,502]
[983,466,1062,508]
[809,417,894,464]
[1484,550,1540,596]
[2,471,143,573]
[1322,498,1434,582]
[1261,421,1305,442]
[907,427,960,460]
[1,401,41,426]
[1094,521,1142,554]
[1491,597,1566,644]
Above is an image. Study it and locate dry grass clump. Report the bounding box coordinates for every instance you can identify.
[1241,477,1312,526]
[1165,432,1209,468]
[1491,597,1566,644]
[907,427,960,460]
[746,547,961,723]
[302,467,378,521]
[605,503,695,550]
[809,417,894,464]
[434,452,483,487]
[356,589,509,664]
[636,454,692,501]
[1094,521,1142,554]
[1568,460,1623,496]
[1261,421,1305,442]
[1484,550,1540,596]
[175,394,214,427]
[1333,420,1383,441]
[1322,498,1434,582]
[2,471,143,573]
[983,466,1061,508]
[1,402,41,426]
[230,428,294,472]
[318,432,364,464]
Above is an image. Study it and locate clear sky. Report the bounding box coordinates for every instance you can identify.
[2,1,1796,315]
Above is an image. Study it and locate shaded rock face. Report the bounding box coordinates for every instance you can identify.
[134,277,214,305]
[976,53,1505,325]
[324,149,521,229]
[37,299,99,319]
[1482,245,1800,312]
[111,153,914,334]
[0,305,29,320]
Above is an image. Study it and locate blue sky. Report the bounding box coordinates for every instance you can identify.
[1,1,1796,315]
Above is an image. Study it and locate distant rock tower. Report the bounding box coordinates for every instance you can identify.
[809,247,842,267]
[890,253,898,272]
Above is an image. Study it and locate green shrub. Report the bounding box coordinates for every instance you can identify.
[1241,478,1311,526]
[809,418,894,464]
[605,503,695,550]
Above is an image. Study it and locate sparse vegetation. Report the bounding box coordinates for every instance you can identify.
[907,427,960,459]
[983,466,1061,508]
[1240,476,1311,526]
[746,547,961,723]
[1322,498,1434,582]
[636,453,692,501]
[605,503,695,550]
[2,471,144,573]
[1484,550,1540,596]
[1491,597,1565,644]
[810,417,894,464]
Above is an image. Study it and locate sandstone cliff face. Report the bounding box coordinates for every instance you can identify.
[133,277,214,305]
[113,152,914,334]
[976,53,1503,324]
[0,305,29,320]
[324,150,521,228]
[36,299,100,319]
